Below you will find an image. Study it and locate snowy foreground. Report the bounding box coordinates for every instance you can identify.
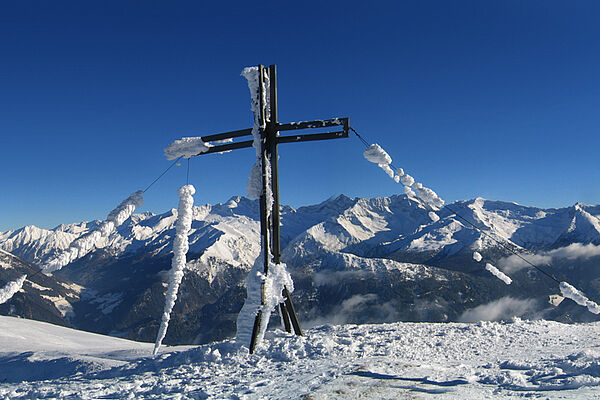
[1,316,599,399]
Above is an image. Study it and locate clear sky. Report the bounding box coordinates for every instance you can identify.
[1,1,599,231]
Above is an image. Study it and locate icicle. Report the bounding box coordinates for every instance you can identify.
[41,191,144,273]
[0,275,26,304]
[153,184,195,355]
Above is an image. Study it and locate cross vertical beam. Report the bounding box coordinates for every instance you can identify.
[267,65,303,337]
[249,65,303,354]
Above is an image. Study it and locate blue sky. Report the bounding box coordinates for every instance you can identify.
[1,1,599,231]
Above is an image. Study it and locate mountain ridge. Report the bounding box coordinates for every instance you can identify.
[1,194,599,344]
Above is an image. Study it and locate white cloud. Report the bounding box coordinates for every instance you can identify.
[498,243,600,273]
[458,297,538,322]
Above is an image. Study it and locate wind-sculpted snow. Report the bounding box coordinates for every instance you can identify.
[154,185,195,355]
[0,274,26,304]
[3,316,600,398]
[40,191,144,273]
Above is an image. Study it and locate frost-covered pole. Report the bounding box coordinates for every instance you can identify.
[237,65,303,354]
[249,65,272,353]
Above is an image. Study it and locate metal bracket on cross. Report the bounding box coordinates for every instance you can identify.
[191,64,349,353]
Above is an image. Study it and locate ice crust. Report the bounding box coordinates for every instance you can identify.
[0,274,26,304]
[473,251,483,262]
[485,263,512,285]
[154,184,195,355]
[41,191,144,273]
[164,137,210,160]
[559,281,600,314]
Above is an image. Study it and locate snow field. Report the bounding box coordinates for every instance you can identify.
[2,316,600,399]
[154,185,196,355]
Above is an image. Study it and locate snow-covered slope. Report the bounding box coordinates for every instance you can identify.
[1,315,600,399]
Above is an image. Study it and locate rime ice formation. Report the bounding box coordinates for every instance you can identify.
[428,211,440,222]
[164,137,210,160]
[0,274,26,304]
[362,143,444,216]
[41,191,144,273]
[246,161,263,199]
[473,251,483,262]
[363,144,392,164]
[485,263,512,285]
[241,66,271,202]
[153,185,195,355]
[559,281,600,314]
[236,258,294,349]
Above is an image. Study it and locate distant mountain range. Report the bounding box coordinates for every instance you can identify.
[1,195,599,345]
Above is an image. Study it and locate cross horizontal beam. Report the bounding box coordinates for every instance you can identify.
[201,128,252,143]
[195,117,349,156]
[277,117,348,132]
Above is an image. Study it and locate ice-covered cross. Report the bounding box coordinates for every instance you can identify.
[162,64,351,354]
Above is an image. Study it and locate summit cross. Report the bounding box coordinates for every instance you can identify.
[193,64,349,353]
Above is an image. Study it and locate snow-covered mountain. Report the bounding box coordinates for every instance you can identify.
[1,195,599,345]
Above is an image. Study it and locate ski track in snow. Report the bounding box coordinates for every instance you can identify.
[2,316,600,399]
